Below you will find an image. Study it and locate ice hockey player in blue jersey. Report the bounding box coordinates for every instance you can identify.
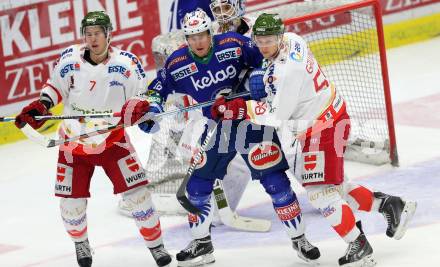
[140,9,321,266]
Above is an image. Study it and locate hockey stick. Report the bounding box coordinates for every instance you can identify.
[18,91,251,148]
[0,112,122,122]
[2,91,249,123]
[176,68,252,214]
[176,123,219,214]
[213,180,271,232]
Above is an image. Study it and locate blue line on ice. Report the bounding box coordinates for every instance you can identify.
[115,157,440,250]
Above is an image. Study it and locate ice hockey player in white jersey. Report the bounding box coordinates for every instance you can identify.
[233,13,417,266]
[14,11,171,267]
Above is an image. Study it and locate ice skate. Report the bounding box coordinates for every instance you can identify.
[176,235,215,266]
[149,244,172,267]
[338,222,376,267]
[292,234,321,265]
[375,192,417,240]
[75,239,92,267]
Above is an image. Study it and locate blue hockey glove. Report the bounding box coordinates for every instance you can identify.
[137,103,163,133]
[137,90,164,134]
[249,69,267,100]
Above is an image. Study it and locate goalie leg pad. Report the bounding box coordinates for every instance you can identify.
[260,171,305,238]
[60,198,88,242]
[186,175,215,240]
[122,187,163,248]
[221,155,251,211]
[306,184,360,243]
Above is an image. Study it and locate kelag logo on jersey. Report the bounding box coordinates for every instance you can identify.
[191,65,237,91]
[108,65,131,78]
[60,62,80,78]
[215,47,241,62]
[171,63,198,81]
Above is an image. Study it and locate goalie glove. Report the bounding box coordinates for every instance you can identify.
[15,100,51,129]
[211,96,247,121]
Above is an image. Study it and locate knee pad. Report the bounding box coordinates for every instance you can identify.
[60,198,87,218]
[187,175,214,206]
[306,185,344,210]
[123,187,162,247]
[259,171,295,205]
[122,186,152,203]
[121,186,154,214]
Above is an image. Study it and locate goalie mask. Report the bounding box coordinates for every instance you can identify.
[210,0,246,24]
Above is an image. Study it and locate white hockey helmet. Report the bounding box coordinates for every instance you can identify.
[210,0,246,24]
[182,8,213,36]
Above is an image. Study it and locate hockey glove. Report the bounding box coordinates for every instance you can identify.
[249,68,267,100]
[15,100,51,129]
[138,102,163,133]
[120,97,150,126]
[211,96,247,121]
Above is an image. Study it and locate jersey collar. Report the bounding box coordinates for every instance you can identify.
[188,43,214,65]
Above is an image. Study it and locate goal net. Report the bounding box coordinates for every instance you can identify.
[275,0,397,166]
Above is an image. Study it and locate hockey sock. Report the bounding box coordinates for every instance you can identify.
[260,171,305,238]
[272,189,305,238]
[122,187,163,248]
[60,198,88,242]
[187,193,214,240]
[307,185,360,243]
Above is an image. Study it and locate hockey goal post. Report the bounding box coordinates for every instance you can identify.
[279,0,398,166]
[143,0,398,208]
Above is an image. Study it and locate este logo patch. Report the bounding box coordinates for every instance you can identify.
[60,62,80,78]
[171,62,198,81]
[108,65,131,78]
[215,47,241,62]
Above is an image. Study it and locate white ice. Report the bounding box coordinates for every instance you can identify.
[1,37,440,267]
